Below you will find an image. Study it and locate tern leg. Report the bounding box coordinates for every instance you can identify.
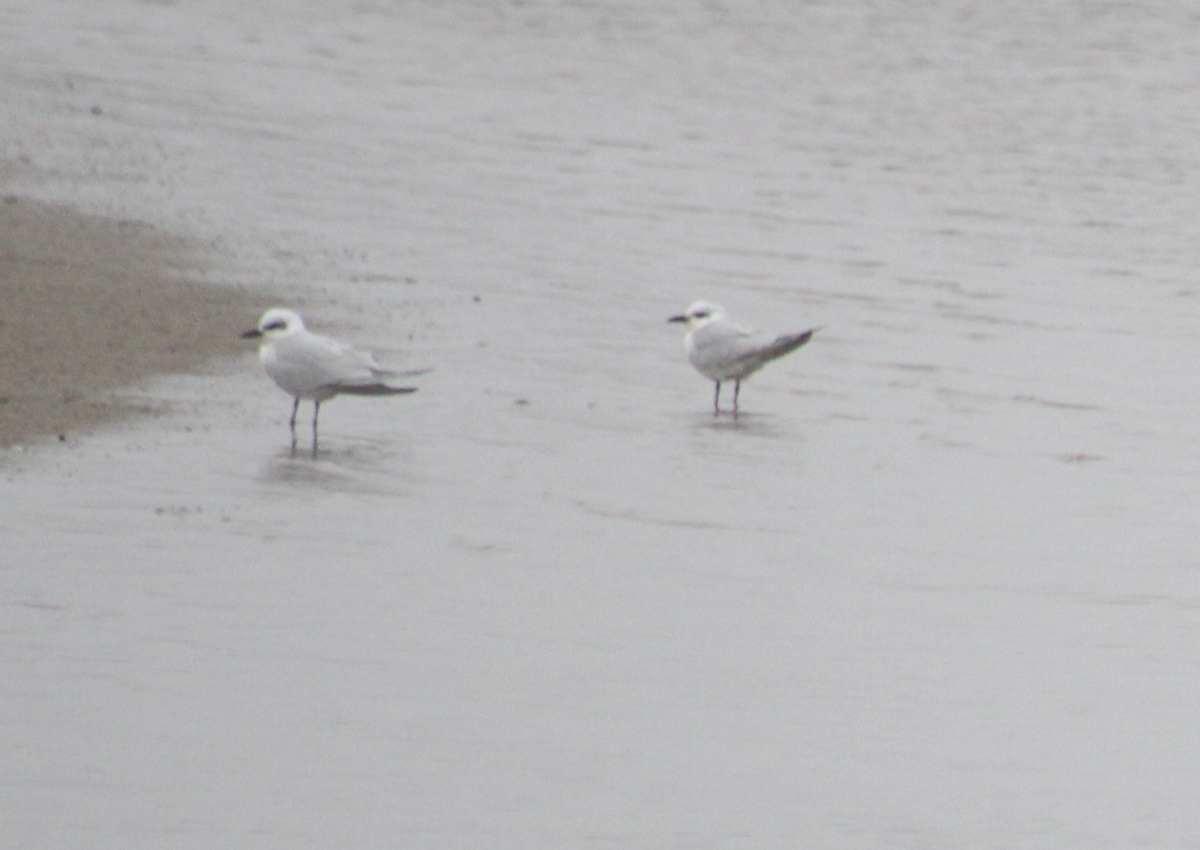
[311,401,321,458]
[713,381,722,415]
[288,397,300,454]
[733,380,741,418]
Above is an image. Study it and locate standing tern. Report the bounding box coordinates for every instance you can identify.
[668,301,818,416]
[241,308,427,456]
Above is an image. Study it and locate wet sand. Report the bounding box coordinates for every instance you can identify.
[0,194,267,448]
[3,2,1200,848]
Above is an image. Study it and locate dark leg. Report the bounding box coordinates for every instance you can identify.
[311,401,321,458]
[733,380,741,418]
[288,397,300,454]
[713,381,722,415]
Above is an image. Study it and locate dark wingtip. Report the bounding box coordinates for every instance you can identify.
[337,384,419,396]
[765,327,820,359]
[794,326,825,346]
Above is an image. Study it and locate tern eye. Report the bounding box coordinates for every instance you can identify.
[692,310,709,319]
[264,320,287,331]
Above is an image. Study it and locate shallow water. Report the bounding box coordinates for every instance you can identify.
[3,1,1200,847]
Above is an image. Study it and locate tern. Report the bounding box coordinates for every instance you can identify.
[241,308,427,456]
[668,301,818,416]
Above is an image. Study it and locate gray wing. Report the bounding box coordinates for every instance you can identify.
[690,321,816,380]
[267,332,416,397]
[733,329,816,367]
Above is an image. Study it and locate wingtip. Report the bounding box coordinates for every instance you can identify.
[337,383,419,397]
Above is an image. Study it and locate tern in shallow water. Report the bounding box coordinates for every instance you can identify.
[241,308,428,456]
[668,301,818,416]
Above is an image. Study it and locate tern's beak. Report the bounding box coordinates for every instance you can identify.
[240,328,263,339]
[667,314,688,324]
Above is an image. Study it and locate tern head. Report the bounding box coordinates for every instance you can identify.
[667,301,726,329]
[241,308,306,340]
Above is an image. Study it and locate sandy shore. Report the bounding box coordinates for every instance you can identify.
[0,195,268,448]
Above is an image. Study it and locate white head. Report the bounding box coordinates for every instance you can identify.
[241,308,306,341]
[667,301,726,330]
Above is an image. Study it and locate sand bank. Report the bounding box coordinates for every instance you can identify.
[0,195,268,448]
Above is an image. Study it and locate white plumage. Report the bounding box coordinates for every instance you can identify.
[668,301,818,415]
[242,308,426,455]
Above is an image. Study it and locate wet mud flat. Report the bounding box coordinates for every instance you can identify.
[3,1,1200,847]
[0,194,267,449]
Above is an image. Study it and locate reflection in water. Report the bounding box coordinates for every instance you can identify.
[256,438,413,496]
[687,410,799,440]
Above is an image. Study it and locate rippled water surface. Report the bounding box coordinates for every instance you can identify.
[3,1,1200,847]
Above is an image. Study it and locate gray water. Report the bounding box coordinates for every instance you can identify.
[2,1,1200,847]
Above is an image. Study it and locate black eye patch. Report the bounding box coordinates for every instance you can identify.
[264,320,288,331]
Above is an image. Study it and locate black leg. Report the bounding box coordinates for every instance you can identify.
[311,401,321,458]
[713,381,722,415]
[288,397,300,454]
[733,380,741,418]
